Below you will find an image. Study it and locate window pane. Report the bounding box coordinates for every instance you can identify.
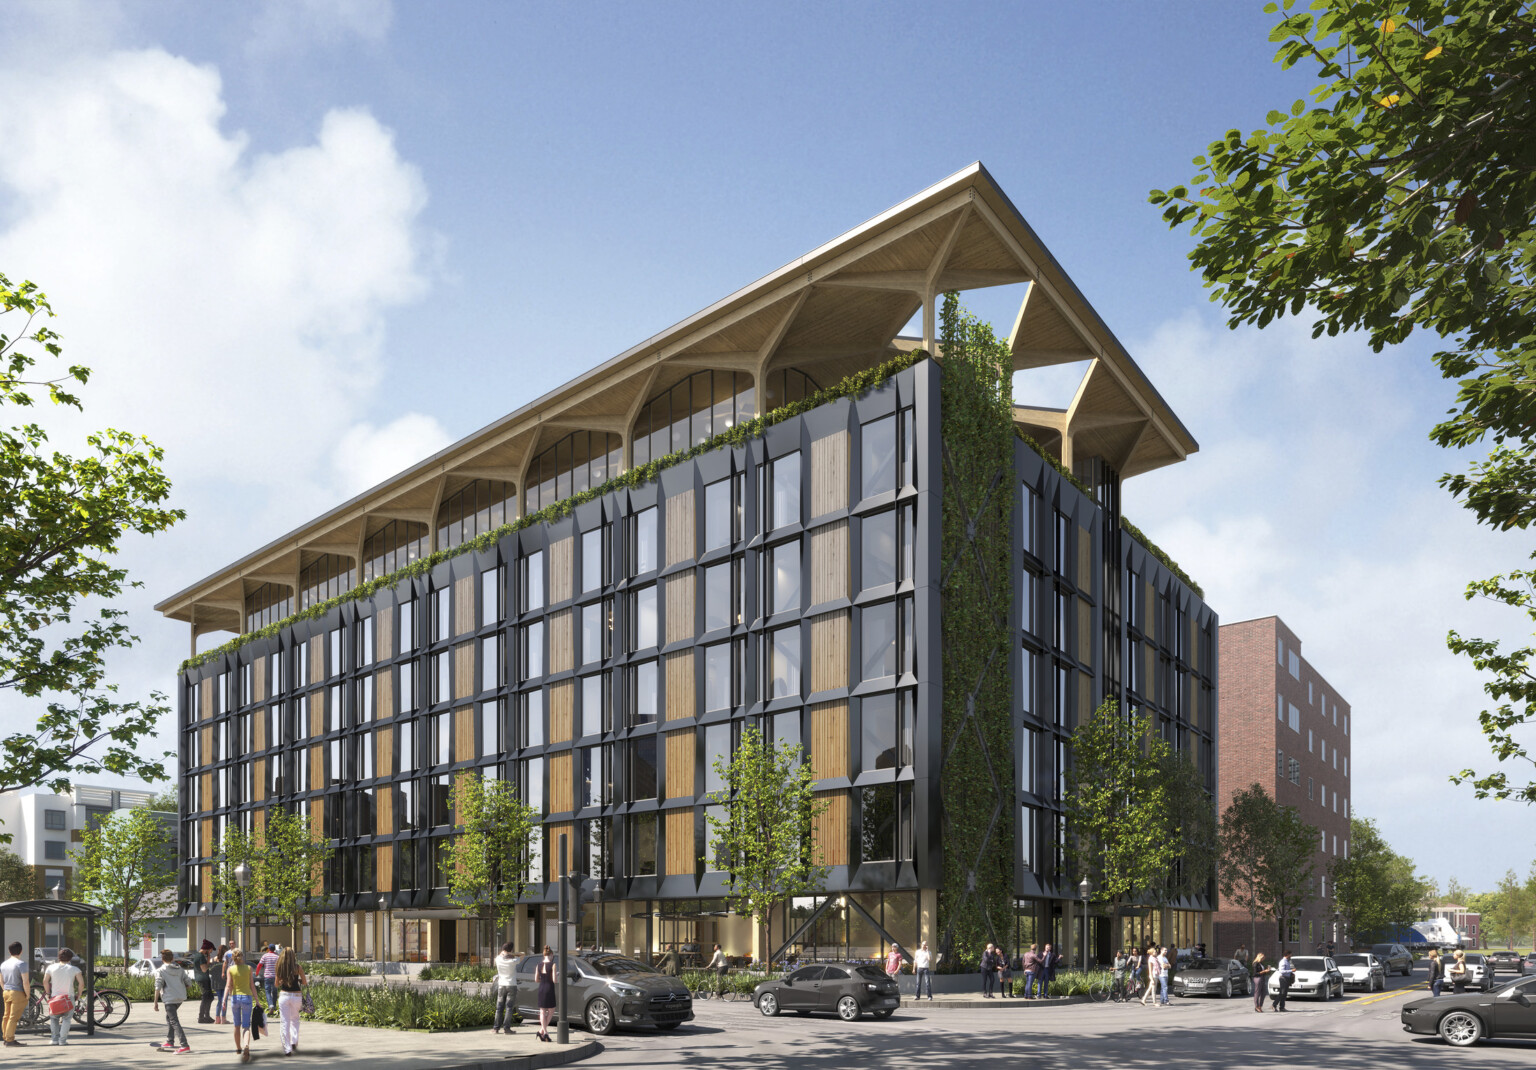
[704,479,731,551]
[629,737,657,801]
[524,622,544,679]
[704,723,731,795]
[631,812,657,876]
[860,784,897,862]
[774,711,801,756]
[523,756,544,814]
[581,675,604,737]
[704,644,732,712]
[634,508,657,575]
[581,528,603,593]
[481,568,501,624]
[634,586,657,650]
[481,636,500,693]
[771,627,801,699]
[862,693,897,771]
[524,552,545,611]
[771,540,800,615]
[523,691,544,747]
[771,453,800,529]
[861,603,897,681]
[633,662,658,725]
[704,563,732,632]
[861,511,897,590]
[480,700,499,757]
[582,603,603,665]
[861,415,896,499]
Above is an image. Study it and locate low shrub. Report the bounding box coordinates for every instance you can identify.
[95,956,125,968]
[103,972,205,1003]
[418,963,494,983]
[679,970,761,995]
[305,962,371,977]
[304,980,507,1031]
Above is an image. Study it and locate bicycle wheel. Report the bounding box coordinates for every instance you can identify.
[94,990,131,1029]
[1089,976,1112,1003]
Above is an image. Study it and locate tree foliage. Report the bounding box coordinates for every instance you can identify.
[253,808,333,948]
[1218,783,1320,953]
[0,845,35,902]
[1149,2,1536,801]
[0,273,183,800]
[1468,866,1536,946]
[444,772,541,932]
[73,807,178,952]
[1151,746,1220,906]
[1329,816,1431,942]
[1448,564,1536,801]
[706,723,827,957]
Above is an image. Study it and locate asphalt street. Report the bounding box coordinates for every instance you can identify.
[584,965,1536,1070]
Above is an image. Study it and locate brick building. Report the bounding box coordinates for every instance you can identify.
[1214,617,1351,957]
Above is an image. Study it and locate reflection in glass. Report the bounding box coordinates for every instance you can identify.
[582,527,604,593]
[862,693,897,771]
[771,454,801,529]
[771,541,800,615]
[862,511,896,590]
[581,675,605,737]
[704,479,733,551]
[861,416,896,499]
[582,603,603,665]
[704,563,733,632]
[629,738,658,801]
[704,643,732,712]
[774,711,801,756]
[859,783,913,863]
[633,661,658,725]
[633,508,657,575]
[862,603,897,681]
[704,723,731,795]
[630,811,658,875]
[633,586,657,650]
[770,627,801,699]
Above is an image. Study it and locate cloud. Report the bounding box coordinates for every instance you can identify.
[248,0,394,54]
[333,413,453,498]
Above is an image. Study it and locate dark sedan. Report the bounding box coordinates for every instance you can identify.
[1402,974,1536,1046]
[754,962,901,1021]
[1170,958,1250,998]
[516,952,693,1035]
[1488,950,1523,974]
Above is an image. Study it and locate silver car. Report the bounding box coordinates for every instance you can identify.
[515,952,694,1036]
[1334,953,1386,992]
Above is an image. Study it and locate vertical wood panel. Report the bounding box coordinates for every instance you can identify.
[665,810,694,876]
[310,636,326,685]
[809,611,848,693]
[309,693,324,738]
[200,678,213,721]
[665,651,694,721]
[665,730,694,799]
[812,789,849,866]
[311,745,326,790]
[665,573,695,645]
[201,817,213,859]
[377,611,394,661]
[810,701,848,780]
[1145,582,1156,641]
[1078,598,1093,669]
[201,864,212,903]
[454,642,476,700]
[454,574,476,636]
[550,753,573,815]
[252,810,266,848]
[1144,645,1155,694]
[375,843,393,893]
[810,432,848,520]
[549,609,574,675]
[378,728,394,779]
[200,773,211,812]
[1077,526,1092,593]
[546,823,573,882]
[809,521,849,604]
[200,727,213,767]
[376,785,394,836]
[666,490,695,566]
[376,669,394,719]
[454,707,475,763]
[549,537,574,605]
[254,758,267,802]
[253,657,267,704]
[253,709,267,751]
[549,681,574,743]
[1078,671,1094,727]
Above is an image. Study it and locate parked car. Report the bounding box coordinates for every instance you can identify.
[515,952,693,1036]
[1401,974,1536,1046]
[1170,958,1249,998]
[1370,943,1414,976]
[754,962,901,1021]
[1488,950,1522,974]
[1452,953,1494,991]
[1334,953,1387,992]
[1525,953,1536,974]
[1268,956,1344,1000]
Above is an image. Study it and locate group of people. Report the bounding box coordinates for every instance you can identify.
[978,942,1062,999]
[0,942,86,1047]
[1109,945,1177,1006]
[1245,951,1294,1011]
[178,939,310,1058]
[1426,948,1474,996]
[492,943,562,1041]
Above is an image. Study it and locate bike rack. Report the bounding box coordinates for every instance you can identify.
[0,898,106,1036]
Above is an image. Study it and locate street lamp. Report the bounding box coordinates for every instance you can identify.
[1078,877,1093,970]
[234,862,252,955]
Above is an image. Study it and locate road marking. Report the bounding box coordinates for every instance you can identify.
[1351,984,1426,1008]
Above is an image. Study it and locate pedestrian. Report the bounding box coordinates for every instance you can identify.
[534,945,557,1042]
[707,943,728,997]
[152,947,192,1053]
[257,943,280,1008]
[1007,949,1023,997]
[1000,949,1013,997]
[1274,951,1295,1011]
[1021,943,1040,999]
[979,943,1002,998]
[42,948,83,1046]
[1449,950,1469,995]
[1112,947,1130,999]
[1157,946,1171,1005]
[2,941,28,1048]
[224,946,256,1060]
[1234,942,1249,967]
[493,941,519,1033]
[885,942,903,982]
[1142,945,1162,1006]
[210,943,228,1024]
[275,947,307,1056]
[188,939,214,1023]
[1427,949,1444,997]
[1250,952,1273,1012]
[1040,942,1059,999]
[913,941,934,1001]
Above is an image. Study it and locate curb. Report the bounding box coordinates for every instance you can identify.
[902,996,1093,1010]
[410,1037,601,1070]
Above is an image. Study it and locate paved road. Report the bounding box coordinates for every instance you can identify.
[585,965,1536,1070]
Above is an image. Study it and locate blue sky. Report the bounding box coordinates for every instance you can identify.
[1,0,1528,892]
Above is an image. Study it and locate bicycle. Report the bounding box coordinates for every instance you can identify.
[1110,973,1142,1003]
[1087,971,1114,1003]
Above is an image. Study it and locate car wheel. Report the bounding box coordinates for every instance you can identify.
[757,992,779,1018]
[1438,1010,1483,1047]
[585,996,616,1036]
[836,996,862,1022]
[1222,980,1232,999]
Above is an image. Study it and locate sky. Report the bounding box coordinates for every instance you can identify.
[0,0,1528,892]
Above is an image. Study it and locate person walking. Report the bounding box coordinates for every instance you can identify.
[1141,945,1161,1006]
[42,948,83,1046]
[493,942,519,1033]
[224,947,256,1060]
[1157,946,1172,1006]
[1112,947,1130,1000]
[2,941,28,1048]
[211,943,228,1024]
[257,944,280,1009]
[275,947,307,1056]
[1021,943,1040,999]
[1274,951,1295,1011]
[884,943,903,982]
[152,947,192,1053]
[1250,952,1273,1012]
[1427,949,1444,997]
[1449,950,1469,995]
[534,946,557,1042]
[913,941,934,1001]
[979,943,1002,998]
[1040,942,1059,999]
[189,939,216,1023]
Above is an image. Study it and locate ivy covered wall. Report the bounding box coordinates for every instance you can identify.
[936,293,1016,966]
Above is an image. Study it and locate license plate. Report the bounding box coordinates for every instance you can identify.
[880,998,898,1007]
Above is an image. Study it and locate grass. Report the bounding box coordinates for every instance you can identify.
[304,980,510,1031]
[305,962,371,977]
[679,969,762,996]
[417,963,494,983]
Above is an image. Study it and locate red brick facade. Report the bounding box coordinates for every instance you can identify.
[1214,617,1352,959]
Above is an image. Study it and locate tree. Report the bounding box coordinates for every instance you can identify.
[209,822,257,937]
[1477,869,1535,948]
[1063,701,1178,943]
[1148,1,1536,799]
[705,723,827,964]
[143,787,179,813]
[73,808,178,956]
[1267,805,1322,953]
[444,772,541,934]
[1216,783,1320,953]
[1447,567,1536,802]
[0,274,183,803]
[0,846,35,902]
[1329,816,1429,943]
[1149,746,1219,909]
[1443,876,1473,905]
[254,808,333,950]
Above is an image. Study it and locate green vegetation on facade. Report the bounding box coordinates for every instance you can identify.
[181,348,930,674]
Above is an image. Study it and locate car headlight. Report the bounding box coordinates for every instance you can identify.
[611,982,642,996]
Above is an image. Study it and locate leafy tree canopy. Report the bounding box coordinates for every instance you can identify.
[444,772,541,931]
[73,807,178,951]
[1329,816,1431,942]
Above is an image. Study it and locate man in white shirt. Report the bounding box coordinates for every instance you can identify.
[1,941,28,1047]
[913,941,934,1001]
[42,948,83,1046]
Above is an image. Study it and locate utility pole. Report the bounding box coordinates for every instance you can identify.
[557,834,569,1045]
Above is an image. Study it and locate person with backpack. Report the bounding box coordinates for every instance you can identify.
[152,947,192,1053]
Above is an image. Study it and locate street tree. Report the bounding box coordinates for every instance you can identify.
[1217,783,1320,954]
[0,846,35,901]
[1148,1,1536,800]
[1442,876,1473,906]
[1063,701,1178,945]
[1329,816,1430,943]
[705,723,827,964]
[444,772,541,935]
[1149,746,1219,910]
[0,274,183,803]
[255,807,334,950]
[209,823,257,940]
[73,807,178,957]
[1267,804,1322,953]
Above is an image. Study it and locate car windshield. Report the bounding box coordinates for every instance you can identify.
[854,966,889,982]
[583,955,657,976]
[1335,955,1370,967]
[1187,959,1226,970]
[1290,957,1326,971]
[1370,945,1395,955]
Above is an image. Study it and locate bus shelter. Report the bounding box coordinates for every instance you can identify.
[0,899,104,1036]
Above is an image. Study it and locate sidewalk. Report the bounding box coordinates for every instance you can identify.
[12,1013,598,1068]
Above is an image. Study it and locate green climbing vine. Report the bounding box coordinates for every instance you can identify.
[182,348,928,673]
[937,293,1015,968]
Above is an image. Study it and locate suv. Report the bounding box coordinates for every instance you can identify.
[516,952,693,1036]
[1370,943,1413,976]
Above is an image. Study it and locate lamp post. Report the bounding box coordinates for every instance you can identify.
[1078,877,1093,971]
[378,896,389,978]
[234,862,252,956]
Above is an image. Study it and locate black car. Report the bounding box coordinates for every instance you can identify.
[516,952,693,1035]
[754,962,901,1021]
[1170,958,1250,998]
[1402,974,1536,1046]
[1370,943,1414,976]
[1488,950,1522,974]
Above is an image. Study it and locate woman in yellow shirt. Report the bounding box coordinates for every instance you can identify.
[223,949,256,1061]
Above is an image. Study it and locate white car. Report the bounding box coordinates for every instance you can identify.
[1333,953,1386,992]
[1268,956,1345,1000]
[1449,954,1494,991]
[128,958,196,984]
